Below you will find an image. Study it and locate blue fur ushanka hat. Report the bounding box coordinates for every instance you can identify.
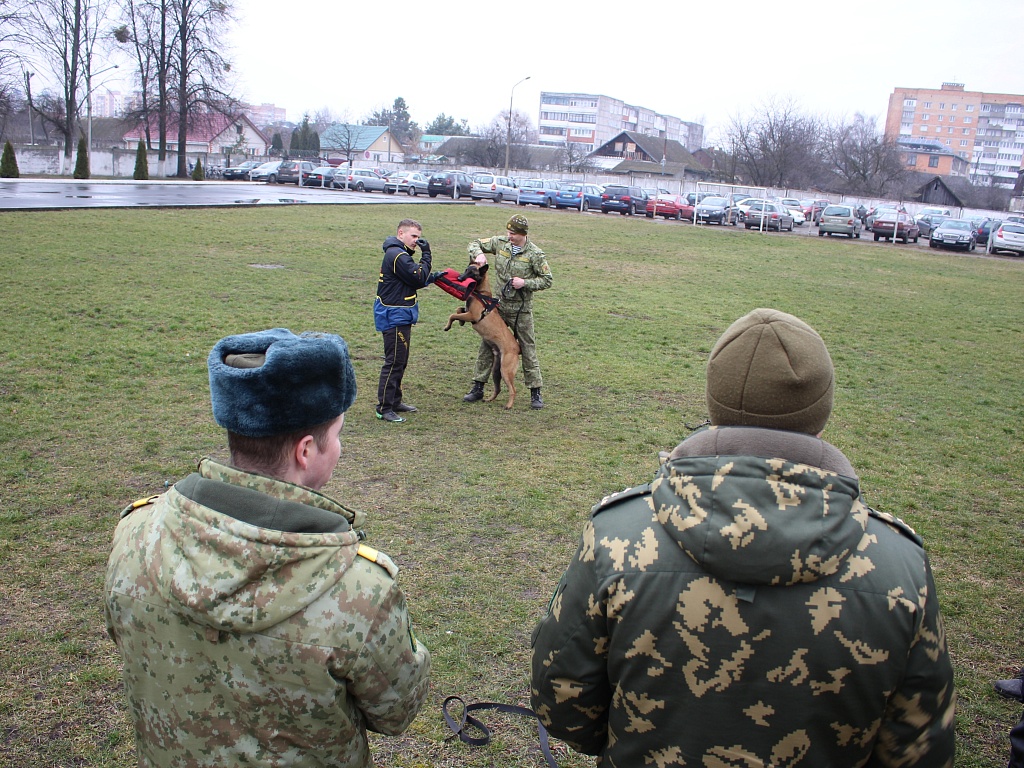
[208,328,356,437]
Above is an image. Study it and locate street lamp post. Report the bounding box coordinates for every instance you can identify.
[86,63,119,158]
[504,76,530,176]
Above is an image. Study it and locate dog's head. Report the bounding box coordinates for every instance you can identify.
[457,262,488,282]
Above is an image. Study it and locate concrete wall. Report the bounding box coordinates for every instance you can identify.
[5,144,269,177]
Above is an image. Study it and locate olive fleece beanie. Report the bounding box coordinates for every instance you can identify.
[706,308,834,435]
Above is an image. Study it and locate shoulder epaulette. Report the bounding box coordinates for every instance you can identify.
[356,544,398,578]
[119,494,162,519]
[867,506,924,547]
[591,483,651,517]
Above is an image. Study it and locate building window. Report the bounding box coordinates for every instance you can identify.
[920,126,928,132]
[963,117,972,124]
[904,99,917,107]
[951,104,958,111]
[568,113,597,123]
[939,103,945,109]
[967,104,975,112]
[949,116,956,123]
[906,153,917,165]
[902,110,915,120]
[1009,105,1022,113]
[960,140,968,146]
[963,128,971,135]
[923,101,932,108]
[922,114,930,121]
[929,156,940,168]
[982,104,991,112]
[938,115,944,121]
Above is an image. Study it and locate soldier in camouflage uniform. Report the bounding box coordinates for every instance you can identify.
[531,309,955,767]
[105,328,430,767]
[464,214,552,409]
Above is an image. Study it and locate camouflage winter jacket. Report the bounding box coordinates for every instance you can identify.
[467,235,551,309]
[531,426,955,768]
[105,458,431,767]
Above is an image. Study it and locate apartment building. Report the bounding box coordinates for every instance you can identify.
[884,82,1024,187]
[537,91,703,154]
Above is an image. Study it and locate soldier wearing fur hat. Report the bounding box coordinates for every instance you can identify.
[464,214,552,409]
[104,329,431,768]
[531,308,955,767]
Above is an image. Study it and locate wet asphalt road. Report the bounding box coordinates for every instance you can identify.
[0,178,465,210]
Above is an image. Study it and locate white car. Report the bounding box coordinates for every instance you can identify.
[987,221,1024,256]
[471,173,518,203]
[779,198,806,226]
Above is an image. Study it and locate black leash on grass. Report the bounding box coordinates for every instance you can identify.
[442,695,559,768]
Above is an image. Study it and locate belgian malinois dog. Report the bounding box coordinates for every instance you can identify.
[443,262,520,410]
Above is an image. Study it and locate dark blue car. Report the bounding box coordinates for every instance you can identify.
[554,183,604,211]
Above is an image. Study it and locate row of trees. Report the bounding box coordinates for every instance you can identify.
[0,0,233,176]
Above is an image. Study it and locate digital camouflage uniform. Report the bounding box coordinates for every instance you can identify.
[531,426,955,768]
[105,458,431,767]
[467,235,552,389]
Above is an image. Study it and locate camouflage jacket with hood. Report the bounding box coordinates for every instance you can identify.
[531,426,955,768]
[105,458,431,767]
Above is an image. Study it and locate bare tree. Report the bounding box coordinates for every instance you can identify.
[468,110,534,169]
[113,0,171,165]
[726,99,822,189]
[558,141,595,174]
[821,113,905,196]
[170,0,235,176]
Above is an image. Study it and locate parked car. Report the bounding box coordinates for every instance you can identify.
[817,204,863,238]
[928,218,976,251]
[600,185,649,215]
[735,197,764,221]
[222,160,261,180]
[470,173,518,203]
[744,201,795,231]
[517,178,562,207]
[866,203,907,231]
[799,199,829,223]
[428,170,474,199]
[1006,214,1024,225]
[975,218,999,246]
[304,166,340,188]
[694,196,737,225]
[384,171,429,196]
[646,194,693,220]
[777,198,806,226]
[914,213,949,238]
[554,183,604,211]
[277,160,316,185]
[872,213,920,243]
[919,206,952,218]
[335,168,388,192]
[249,160,283,183]
[987,221,1024,256]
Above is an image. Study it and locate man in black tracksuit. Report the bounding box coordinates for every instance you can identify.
[373,219,432,423]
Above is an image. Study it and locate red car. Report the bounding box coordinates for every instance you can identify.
[872,213,920,244]
[646,194,694,221]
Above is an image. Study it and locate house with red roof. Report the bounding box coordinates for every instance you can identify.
[122,111,269,162]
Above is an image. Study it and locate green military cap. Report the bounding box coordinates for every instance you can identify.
[506,214,529,234]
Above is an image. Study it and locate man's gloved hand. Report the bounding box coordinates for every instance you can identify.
[417,238,431,256]
[428,271,443,284]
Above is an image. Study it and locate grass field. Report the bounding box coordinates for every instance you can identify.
[1,203,1022,766]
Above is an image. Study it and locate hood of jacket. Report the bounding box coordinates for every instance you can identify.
[382,235,407,255]
[650,426,867,587]
[144,459,378,634]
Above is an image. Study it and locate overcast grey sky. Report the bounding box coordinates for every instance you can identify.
[94,0,1024,141]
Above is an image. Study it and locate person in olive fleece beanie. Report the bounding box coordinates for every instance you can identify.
[530,308,955,768]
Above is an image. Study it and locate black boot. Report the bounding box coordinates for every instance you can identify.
[463,381,484,402]
[530,387,544,409]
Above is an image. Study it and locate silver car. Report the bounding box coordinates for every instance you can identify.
[743,201,795,232]
[817,204,863,238]
[987,221,1024,256]
[471,173,518,203]
[334,168,387,192]
[383,172,429,196]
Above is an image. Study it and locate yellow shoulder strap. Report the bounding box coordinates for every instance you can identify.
[356,544,380,564]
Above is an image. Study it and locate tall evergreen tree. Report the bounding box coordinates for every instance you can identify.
[73,136,89,179]
[191,156,204,180]
[134,140,149,180]
[271,132,283,154]
[0,141,19,178]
